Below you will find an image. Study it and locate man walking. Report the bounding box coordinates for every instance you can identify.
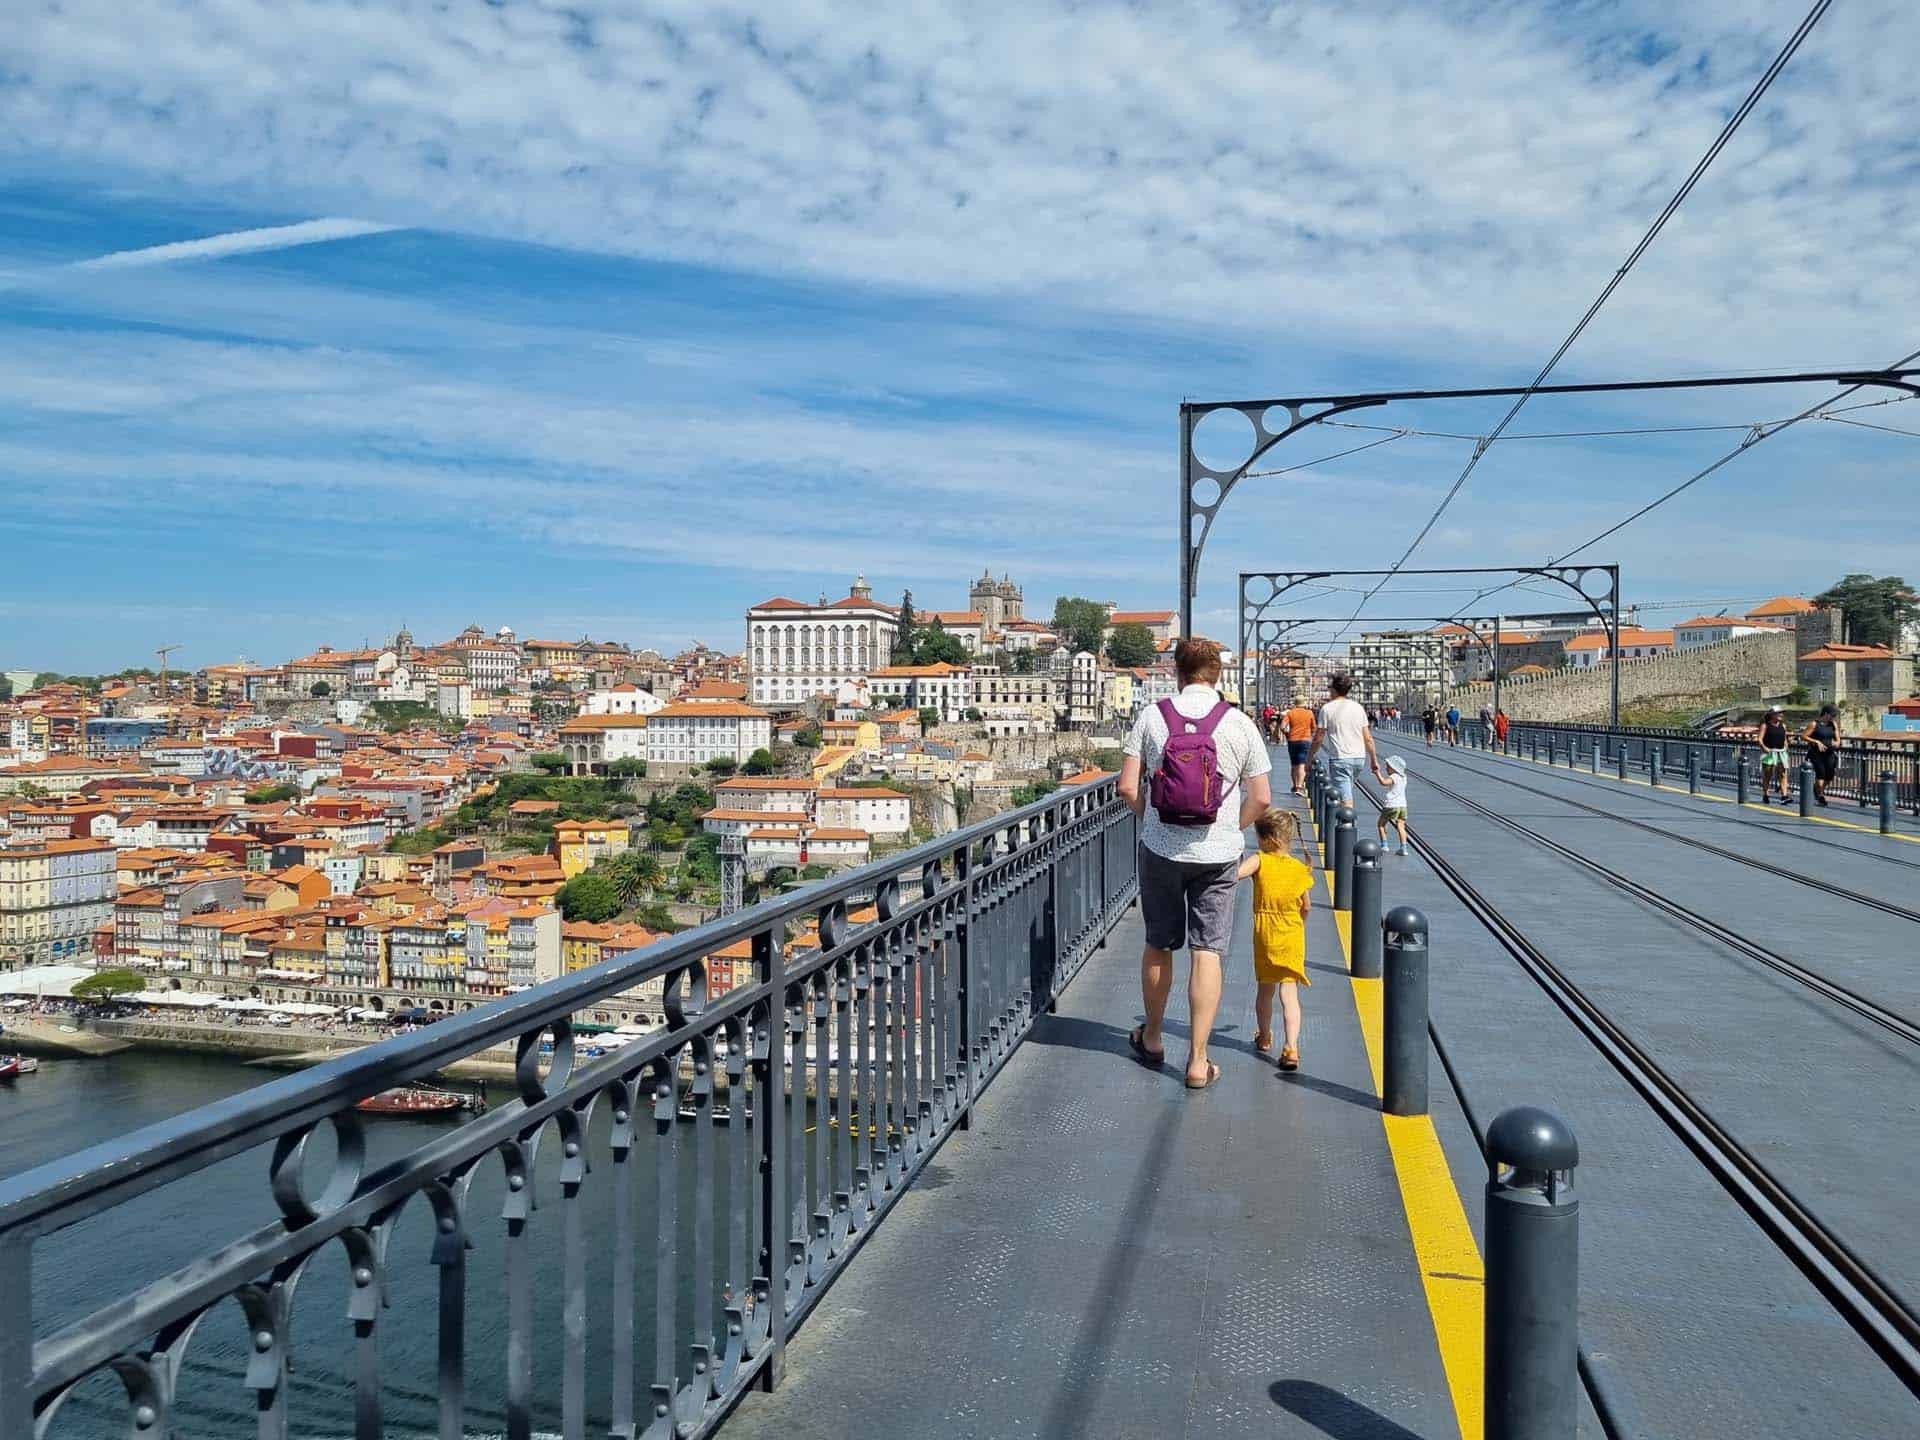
[1445,702,1461,746]
[1119,637,1271,1091]
[1284,698,1316,796]
[1309,673,1384,806]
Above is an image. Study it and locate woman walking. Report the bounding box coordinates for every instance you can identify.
[1802,704,1842,807]
[1758,704,1791,804]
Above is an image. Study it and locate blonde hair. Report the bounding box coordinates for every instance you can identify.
[1254,810,1298,854]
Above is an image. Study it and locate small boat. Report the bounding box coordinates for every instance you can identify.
[0,1057,21,1082]
[678,1101,754,1124]
[14,1057,36,1075]
[355,1086,488,1118]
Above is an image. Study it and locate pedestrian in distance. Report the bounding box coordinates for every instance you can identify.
[1283,698,1316,796]
[1758,704,1791,803]
[1309,673,1386,806]
[1494,707,1510,745]
[1478,701,1494,740]
[1236,810,1311,1072]
[1421,704,1438,747]
[1445,702,1461,746]
[1118,637,1272,1091]
[1377,755,1410,855]
[1802,703,1842,807]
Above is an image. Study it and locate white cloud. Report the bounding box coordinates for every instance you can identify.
[67,218,401,271]
[4,2,1916,370]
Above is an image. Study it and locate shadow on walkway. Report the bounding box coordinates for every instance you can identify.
[1268,1379,1426,1439]
[1035,1103,1180,1439]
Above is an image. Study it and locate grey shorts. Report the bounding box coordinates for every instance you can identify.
[1138,844,1239,955]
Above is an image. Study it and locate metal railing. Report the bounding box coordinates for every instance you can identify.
[0,780,1139,1440]
[1395,716,1919,816]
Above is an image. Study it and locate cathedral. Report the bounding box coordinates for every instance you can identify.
[968,570,1024,634]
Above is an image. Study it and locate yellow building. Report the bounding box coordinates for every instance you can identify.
[1101,668,1135,719]
[818,717,881,755]
[552,818,632,879]
[810,746,857,784]
[0,837,117,968]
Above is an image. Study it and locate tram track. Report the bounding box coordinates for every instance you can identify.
[1407,746,1920,924]
[1407,732,1920,874]
[1338,781,1920,1397]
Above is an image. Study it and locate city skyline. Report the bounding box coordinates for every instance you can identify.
[5,3,1919,671]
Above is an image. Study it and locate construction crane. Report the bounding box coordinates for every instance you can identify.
[155,644,182,735]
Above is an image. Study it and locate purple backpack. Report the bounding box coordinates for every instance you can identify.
[1149,698,1237,826]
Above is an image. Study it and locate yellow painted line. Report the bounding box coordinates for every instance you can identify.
[1325,890,1482,1438]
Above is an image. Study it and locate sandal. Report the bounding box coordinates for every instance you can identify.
[1184,1061,1221,1090]
[1254,1029,1276,1055]
[1128,1025,1165,1067]
[1277,1046,1300,1072]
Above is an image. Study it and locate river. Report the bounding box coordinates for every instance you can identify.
[4,1048,757,1439]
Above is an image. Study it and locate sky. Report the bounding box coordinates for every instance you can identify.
[2,0,1917,672]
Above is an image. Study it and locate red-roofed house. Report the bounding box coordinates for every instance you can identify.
[1563,628,1676,668]
[1797,645,1914,710]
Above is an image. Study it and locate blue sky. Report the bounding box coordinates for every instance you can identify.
[3,0,1917,671]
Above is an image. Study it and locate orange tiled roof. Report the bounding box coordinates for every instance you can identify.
[1800,643,1896,661]
[1746,595,1817,618]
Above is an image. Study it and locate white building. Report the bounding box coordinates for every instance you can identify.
[867,663,973,724]
[1673,617,1783,650]
[580,684,666,717]
[744,825,871,869]
[557,714,650,775]
[450,626,522,690]
[1563,628,1677,669]
[646,703,774,771]
[701,808,811,839]
[711,777,819,812]
[815,786,912,838]
[746,576,898,708]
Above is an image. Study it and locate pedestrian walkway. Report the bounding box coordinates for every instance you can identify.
[722,790,1479,1439]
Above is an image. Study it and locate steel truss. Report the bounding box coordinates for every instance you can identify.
[1238,566,1622,723]
[1182,367,1920,645]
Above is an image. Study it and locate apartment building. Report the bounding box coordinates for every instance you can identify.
[0,837,116,969]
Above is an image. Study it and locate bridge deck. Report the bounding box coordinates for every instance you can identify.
[1359,736,1920,1436]
[724,792,1481,1439]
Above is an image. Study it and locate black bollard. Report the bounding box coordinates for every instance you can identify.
[1649,743,1662,788]
[1382,906,1429,1116]
[1615,744,1627,782]
[1688,747,1700,796]
[1485,1107,1581,1440]
[1333,805,1356,912]
[1590,739,1600,776]
[1351,840,1383,978]
[1881,772,1896,835]
[1799,761,1814,818]
[1736,756,1749,806]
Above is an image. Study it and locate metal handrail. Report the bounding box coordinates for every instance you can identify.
[0,777,1141,1440]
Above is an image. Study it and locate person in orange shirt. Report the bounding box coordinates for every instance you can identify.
[1282,701,1316,795]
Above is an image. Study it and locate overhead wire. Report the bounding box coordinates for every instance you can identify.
[1319,0,1835,643]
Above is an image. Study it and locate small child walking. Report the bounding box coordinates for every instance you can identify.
[1378,755,1409,855]
[1237,810,1313,1071]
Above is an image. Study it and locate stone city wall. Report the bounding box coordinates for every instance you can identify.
[1450,631,1797,723]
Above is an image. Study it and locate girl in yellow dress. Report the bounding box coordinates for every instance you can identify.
[1235,810,1313,1071]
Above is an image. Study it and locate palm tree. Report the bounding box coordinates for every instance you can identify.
[607,849,663,907]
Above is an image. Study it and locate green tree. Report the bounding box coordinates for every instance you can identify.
[72,968,146,1005]
[793,722,822,749]
[742,747,776,775]
[605,849,664,907]
[915,621,969,667]
[1051,597,1109,656]
[1104,621,1158,669]
[896,589,918,662]
[1011,778,1060,808]
[531,752,568,775]
[559,872,621,922]
[633,901,681,933]
[706,755,738,776]
[1010,649,1037,675]
[245,781,301,804]
[309,680,332,697]
[1814,574,1919,649]
[964,707,983,722]
[606,757,647,778]
[917,706,940,735]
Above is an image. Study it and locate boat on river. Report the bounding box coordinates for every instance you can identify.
[0,1055,33,1081]
[354,1086,487,1118]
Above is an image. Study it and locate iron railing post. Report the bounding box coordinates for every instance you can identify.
[954,845,975,1130]
[0,1235,29,1440]
[758,932,788,1392]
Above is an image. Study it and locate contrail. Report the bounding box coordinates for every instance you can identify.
[69,218,402,270]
